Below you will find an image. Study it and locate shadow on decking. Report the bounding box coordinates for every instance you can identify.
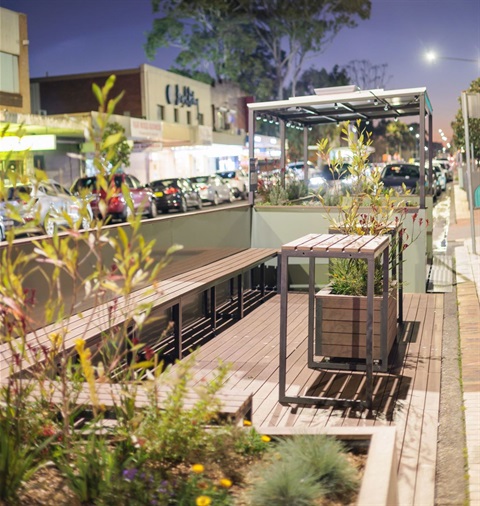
[286,319,419,422]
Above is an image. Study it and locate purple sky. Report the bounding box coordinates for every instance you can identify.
[2,0,479,143]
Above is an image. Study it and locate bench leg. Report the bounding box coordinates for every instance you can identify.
[260,263,266,299]
[210,286,217,335]
[237,274,244,319]
[172,302,183,361]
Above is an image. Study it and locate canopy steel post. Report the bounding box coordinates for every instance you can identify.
[248,108,255,205]
[419,94,426,209]
[303,127,309,185]
[280,119,286,188]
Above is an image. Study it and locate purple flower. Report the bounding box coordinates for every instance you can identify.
[122,468,138,481]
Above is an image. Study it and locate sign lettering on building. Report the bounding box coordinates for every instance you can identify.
[166,84,199,107]
[130,118,163,140]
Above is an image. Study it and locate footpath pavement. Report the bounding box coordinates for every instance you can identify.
[450,184,480,505]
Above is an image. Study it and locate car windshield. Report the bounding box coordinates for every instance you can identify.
[383,165,419,178]
[7,185,32,200]
[217,171,235,179]
[149,180,176,191]
[318,164,352,181]
[191,176,208,184]
[72,177,97,192]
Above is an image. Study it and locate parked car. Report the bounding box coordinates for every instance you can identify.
[71,173,157,221]
[435,159,454,181]
[216,169,248,199]
[5,179,93,236]
[380,163,421,193]
[148,177,202,213]
[431,164,447,192]
[190,175,234,205]
[381,163,439,199]
[308,171,328,192]
[286,160,316,181]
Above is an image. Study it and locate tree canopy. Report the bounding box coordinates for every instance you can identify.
[145,0,371,101]
[451,77,480,161]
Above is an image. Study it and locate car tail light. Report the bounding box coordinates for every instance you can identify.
[165,187,178,195]
[110,195,121,206]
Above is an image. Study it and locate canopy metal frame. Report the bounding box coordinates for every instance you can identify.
[247,86,434,208]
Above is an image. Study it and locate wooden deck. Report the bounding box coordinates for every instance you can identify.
[179,291,443,506]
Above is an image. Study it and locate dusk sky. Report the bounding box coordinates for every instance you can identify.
[2,0,479,143]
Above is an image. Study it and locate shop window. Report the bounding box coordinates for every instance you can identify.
[174,108,179,123]
[216,110,226,130]
[0,51,19,94]
[157,105,165,121]
[34,155,45,170]
[186,110,191,125]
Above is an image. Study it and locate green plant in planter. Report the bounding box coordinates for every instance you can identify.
[248,434,360,505]
[317,121,425,296]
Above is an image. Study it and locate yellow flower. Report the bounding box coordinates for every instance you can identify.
[219,478,232,488]
[261,435,271,443]
[196,496,212,506]
[191,464,205,474]
[243,419,252,426]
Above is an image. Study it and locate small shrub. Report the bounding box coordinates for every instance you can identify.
[248,434,360,505]
[273,434,359,499]
[249,459,324,506]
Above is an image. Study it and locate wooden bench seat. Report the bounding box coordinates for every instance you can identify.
[0,248,278,380]
[11,379,253,426]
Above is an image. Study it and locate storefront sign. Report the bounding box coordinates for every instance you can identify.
[130,118,163,140]
[165,84,199,107]
[0,134,56,151]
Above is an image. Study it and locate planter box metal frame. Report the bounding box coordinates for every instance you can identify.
[279,233,400,410]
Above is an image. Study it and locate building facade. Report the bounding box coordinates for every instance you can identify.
[31,65,251,185]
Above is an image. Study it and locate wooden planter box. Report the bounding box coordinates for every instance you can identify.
[315,285,397,360]
[258,426,399,506]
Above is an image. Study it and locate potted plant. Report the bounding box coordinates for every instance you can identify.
[314,122,424,363]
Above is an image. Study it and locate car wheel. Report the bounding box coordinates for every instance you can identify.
[229,190,235,203]
[148,201,158,219]
[212,192,220,206]
[0,226,5,242]
[43,215,56,236]
[81,215,92,230]
[197,197,203,210]
[240,186,247,200]
[179,198,188,213]
[122,205,133,222]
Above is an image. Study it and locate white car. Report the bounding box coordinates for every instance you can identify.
[7,179,93,235]
[190,174,234,205]
[286,161,316,180]
[216,169,248,199]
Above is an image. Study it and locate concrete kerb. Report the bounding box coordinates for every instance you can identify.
[452,183,480,506]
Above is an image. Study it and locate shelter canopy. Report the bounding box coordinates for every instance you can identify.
[247,85,433,126]
[247,85,434,209]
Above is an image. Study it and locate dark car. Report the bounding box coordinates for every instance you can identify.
[380,163,421,193]
[381,163,439,199]
[71,173,157,221]
[148,178,202,213]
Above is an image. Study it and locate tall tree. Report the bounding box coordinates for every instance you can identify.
[344,59,391,90]
[285,66,351,158]
[451,77,480,161]
[145,0,371,100]
[385,121,414,159]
